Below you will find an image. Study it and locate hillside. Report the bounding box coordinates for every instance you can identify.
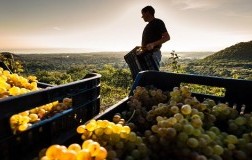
[203,41,252,61]
[184,41,252,80]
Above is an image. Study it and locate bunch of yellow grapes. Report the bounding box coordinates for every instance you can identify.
[10,98,72,133]
[40,139,107,160]
[76,120,148,159]
[0,67,38,98]
[76,119,131,140]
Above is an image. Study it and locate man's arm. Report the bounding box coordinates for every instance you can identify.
[146,32,170,50]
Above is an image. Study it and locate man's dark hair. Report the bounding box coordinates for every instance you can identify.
[142,6,155,16]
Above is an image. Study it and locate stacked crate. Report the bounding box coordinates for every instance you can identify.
[0,73,101,160]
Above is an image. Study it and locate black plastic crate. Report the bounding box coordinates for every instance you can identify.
[124,46,159,80]
[93,70,252,122]
[0,73,101,160]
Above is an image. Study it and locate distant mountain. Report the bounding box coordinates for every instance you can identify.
[203,41,252,61]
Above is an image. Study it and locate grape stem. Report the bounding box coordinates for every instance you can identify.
[126,109,136,123]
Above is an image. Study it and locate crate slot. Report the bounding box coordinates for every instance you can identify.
[180,83,226,97]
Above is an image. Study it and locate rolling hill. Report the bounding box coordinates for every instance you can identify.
[203,41,252,61]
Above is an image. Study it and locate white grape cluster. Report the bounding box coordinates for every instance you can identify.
[126,86,169,131]
[122,85,252,160]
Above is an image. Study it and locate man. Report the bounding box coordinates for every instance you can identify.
[141,6,170,69]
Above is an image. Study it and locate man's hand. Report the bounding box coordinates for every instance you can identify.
[136,47,143,55]
[146,43,155,50]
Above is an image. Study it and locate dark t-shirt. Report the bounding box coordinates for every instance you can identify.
[142,18,167,49]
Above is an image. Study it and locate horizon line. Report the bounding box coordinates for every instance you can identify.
[0,47,216,54]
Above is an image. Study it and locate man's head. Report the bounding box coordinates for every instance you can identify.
[141,6,155,22]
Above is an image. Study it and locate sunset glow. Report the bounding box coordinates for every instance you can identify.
[0,0,251,53]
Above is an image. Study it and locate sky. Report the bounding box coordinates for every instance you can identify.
[0,0,252,53]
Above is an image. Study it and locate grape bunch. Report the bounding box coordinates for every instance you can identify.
[125,86,169,131]
[10,97,72,133]
[0,67,39,98]
[129,86,168,110]
[76,119,149,160]
[39,139,107,160]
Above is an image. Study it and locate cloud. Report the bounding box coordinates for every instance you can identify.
[170,0,226,10]
[53,26,63,31]
[223,1,252,18]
